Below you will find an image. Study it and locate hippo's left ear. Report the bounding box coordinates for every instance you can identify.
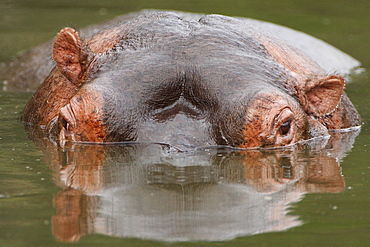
[298,75,344,117]
[53,27,90,87]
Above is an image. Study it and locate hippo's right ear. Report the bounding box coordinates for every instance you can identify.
[53,27,90,86]
[298,75,345,118]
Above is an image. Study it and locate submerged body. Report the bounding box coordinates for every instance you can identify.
[22,11,361,149]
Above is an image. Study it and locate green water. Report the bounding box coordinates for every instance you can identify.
[0,1,369,246]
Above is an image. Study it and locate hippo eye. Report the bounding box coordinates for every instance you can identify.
[279,120,291,135]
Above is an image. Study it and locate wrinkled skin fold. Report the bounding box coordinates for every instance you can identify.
[22,11,361,149]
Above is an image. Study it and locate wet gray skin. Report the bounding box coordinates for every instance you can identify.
[18,11,361,149]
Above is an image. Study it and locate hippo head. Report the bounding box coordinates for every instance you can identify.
[23,13,360,149]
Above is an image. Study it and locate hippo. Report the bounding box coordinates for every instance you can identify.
[22,11,361,149]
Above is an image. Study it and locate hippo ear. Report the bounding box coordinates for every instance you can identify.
[53,27,89,86]
[299,75,344,117]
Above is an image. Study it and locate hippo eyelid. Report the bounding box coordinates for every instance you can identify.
[59,115,73,133]
[59,104,77,129]
[275,107,294,136]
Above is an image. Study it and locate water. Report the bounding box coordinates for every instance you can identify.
[1,1,369,246]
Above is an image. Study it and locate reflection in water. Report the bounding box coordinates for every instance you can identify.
[28,128,360,242]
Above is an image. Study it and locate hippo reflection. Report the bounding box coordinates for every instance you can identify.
[18,10,361,149]
[28,127,359,242]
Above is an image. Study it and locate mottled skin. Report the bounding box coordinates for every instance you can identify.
[22,12,361,149]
